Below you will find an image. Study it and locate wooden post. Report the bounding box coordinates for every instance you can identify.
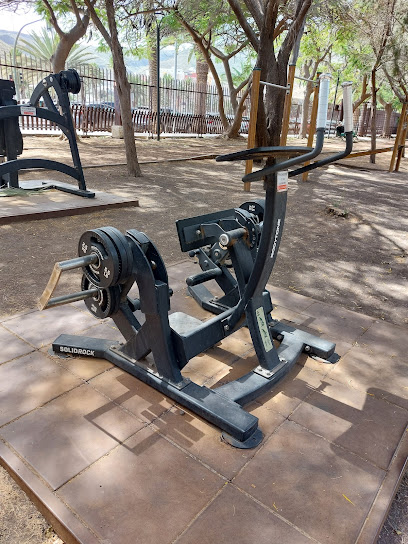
[302,73,321,181]
[244,67,261,192]
[395,107,408,171]
[280,64,296,146]
[389,102,407,172]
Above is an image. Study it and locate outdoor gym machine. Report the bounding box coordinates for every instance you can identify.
[0,69,94,198]
[39,75,354,448]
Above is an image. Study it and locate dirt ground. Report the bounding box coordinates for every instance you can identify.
[0,134,407,543]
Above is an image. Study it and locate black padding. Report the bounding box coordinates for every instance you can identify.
[216,146,313,162]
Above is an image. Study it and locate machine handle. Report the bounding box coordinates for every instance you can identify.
[342,81,353,133]
[186,268,222,287]
[316,74,331,130]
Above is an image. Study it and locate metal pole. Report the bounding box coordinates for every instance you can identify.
[13,19,42,102]
[156,20,161,141]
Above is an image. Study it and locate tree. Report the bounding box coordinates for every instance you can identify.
[19,27,96,68]
[227,0,313,146]
[83,0,142,176]
[0,0,92,73]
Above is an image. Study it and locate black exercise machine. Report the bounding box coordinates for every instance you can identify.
[39,77,354,448]
[0,69,94,198]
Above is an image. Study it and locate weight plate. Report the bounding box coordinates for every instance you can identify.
[78,228,120,288]
[240,199,265,223]
[98,226,133,284]
[81,276,121,319]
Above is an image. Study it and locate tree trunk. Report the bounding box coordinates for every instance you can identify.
[300,83,313,138]
[225,84,250,139]
[147,32,158,114]
[106,0,141,176]
[382,103,392,137]
[370,69,377,164]
[51,14,90,72]
[357,103,367,136]
[194,51,208,116]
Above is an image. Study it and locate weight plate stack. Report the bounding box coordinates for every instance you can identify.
[78,229,121,288]
[98,226,133,284]
[81,276,121,319]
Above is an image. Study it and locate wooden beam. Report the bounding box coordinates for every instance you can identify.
[302,74,320,181]
[280,64,296,146]
[244,67,261,192]
[389,102,407,172]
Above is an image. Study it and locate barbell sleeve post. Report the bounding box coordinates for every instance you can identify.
[38,254,99,310]
[42,288,100,310]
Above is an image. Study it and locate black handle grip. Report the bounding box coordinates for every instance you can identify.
[186,268,222,287]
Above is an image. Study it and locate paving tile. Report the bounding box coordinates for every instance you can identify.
[169,291,212,321]
[58,426,224,544]
[270,305,310,326]
[167,260,201,281]
[0,352,82,426]
[358,320,408,359]
[290,377,408,469]
[234,420,385,543]
[267,285,315,312]
[2,305,97,348]
[356,432,408,544]
[176,483,312,544]
[254,364,328,418]
[328,346,408,411]
[0,441,101,544]
[1,384,144,490]
[0,324,34,364]
[295,303,375,345]
[155,402,285,480]
[89,366,173,423]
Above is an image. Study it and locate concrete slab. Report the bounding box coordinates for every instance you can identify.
[0,181,139,224]
[0,264,407,544]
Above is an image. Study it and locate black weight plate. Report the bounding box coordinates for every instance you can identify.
[98,226,133,284]
[78,229,120,288]
[81,276,121,319]
[240,199,265,223]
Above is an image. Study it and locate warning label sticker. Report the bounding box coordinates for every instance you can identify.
[255,307,273,352]
[20,106,36,116]
[277,171,289,192]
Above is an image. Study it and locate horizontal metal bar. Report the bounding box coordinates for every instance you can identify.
[294,75,315,83]
[58,254,98,271]
[43,288,100,309]
[260,81,289,90]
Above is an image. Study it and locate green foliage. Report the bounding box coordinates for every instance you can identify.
[19,27,96,67]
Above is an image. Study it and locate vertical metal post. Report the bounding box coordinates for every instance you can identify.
[244,67,262,192]
[156,20,161,141]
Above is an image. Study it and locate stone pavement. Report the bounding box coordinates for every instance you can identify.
[0,260,407,544]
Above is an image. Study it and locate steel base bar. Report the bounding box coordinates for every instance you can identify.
[52,334,262,447]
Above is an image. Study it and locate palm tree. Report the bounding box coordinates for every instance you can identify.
[18,28,96,69]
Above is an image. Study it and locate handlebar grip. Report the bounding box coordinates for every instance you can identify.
[186,268,222,287]
[316,74,331,130]
[342,81,353,133]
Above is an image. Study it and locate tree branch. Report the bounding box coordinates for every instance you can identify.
[227,0,259,51]
[42,0,65,37]
[83,0,112,47]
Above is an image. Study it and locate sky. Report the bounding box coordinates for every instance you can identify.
[1,5,44,33]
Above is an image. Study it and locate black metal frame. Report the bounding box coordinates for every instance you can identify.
[0,69,94,198]
[40,76,354,448]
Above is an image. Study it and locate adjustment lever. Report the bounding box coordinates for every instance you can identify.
[186,268,222,286]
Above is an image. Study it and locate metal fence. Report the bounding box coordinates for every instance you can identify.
[0,52,401,137]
